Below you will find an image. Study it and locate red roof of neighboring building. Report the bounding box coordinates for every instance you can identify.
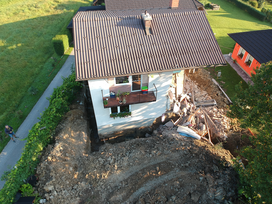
[228,30,272,64]
[73,5,226,81]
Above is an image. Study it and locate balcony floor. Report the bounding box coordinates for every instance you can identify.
[103,91,156,108]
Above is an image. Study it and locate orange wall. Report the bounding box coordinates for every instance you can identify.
[231,43,261,76]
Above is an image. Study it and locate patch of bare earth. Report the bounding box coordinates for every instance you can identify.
[34,69,250,204]
[185,69,229,109]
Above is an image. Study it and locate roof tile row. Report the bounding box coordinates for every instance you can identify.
[105,0,198,11]
[73,10,226,81]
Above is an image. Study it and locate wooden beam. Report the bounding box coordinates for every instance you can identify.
[212,79,232,104]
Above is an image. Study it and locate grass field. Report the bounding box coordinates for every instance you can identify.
[204,0,272,54]
[0,0,90,151]
[201,0,272,99]
[0,0,271,151]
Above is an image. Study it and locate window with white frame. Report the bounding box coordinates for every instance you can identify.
[111,107,118,114]
[245,54,254,66]
[238,47,246,59]
[110,105,131,115]
[115,76,129,85]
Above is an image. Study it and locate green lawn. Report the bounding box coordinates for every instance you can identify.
[201,0,272,99]
[203,0,272,54]
[206,64,249,100]
[0,0,91,151]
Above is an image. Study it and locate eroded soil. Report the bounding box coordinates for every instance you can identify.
[34,69,245,204]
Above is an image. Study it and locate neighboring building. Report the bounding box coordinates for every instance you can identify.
[73,0,226,138]
[229,29,272,77]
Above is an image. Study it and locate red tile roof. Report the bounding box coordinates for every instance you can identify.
[73,9,226,81]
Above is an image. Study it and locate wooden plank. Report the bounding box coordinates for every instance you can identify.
[202,109,219,132]
[212,79,232,104]
[202,108,214,146]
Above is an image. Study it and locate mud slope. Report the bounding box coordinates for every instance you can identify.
[36,115,238,204]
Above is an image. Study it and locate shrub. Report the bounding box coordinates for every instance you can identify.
[261,8,272,21]
[249,0,258,7]
[0,72,81,203]
[229,63,272,203]
[258,0,265,8]
[110,112,131,119]
[225,0,266,21]
[51,13,74,56]
[19,183,34,197]
[52,35,69,56]
[261,7,267,13]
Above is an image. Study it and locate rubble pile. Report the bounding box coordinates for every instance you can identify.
[33,69,241,204]
[36,123,238,204]
[186,69,230,108]
[169,76,232,145]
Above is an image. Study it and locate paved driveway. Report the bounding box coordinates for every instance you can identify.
[223,54,253,85]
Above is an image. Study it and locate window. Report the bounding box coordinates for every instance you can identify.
[238,47,246,59]
[110,105,131,118]
[245,54,254,67]
[132,75,141,91]
[120,105,129,113]
[110,105,130,114]
[111,107,118,114]
[115,76,129,84]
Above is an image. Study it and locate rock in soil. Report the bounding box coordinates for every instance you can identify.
[35,113,238,203]
[34,72,240,204]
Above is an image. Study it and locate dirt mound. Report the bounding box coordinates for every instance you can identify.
[186,69,229,109]
[35,111,238,204]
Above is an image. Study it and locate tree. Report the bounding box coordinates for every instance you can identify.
[229,62,272,203]
[229,62,272,130]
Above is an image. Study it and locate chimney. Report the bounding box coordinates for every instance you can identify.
[169,0,179,9]
[141,11,152,35]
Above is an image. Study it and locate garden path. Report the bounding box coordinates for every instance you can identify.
[0,50,75,189]
[224,54,253,85]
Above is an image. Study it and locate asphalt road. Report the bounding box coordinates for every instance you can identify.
[0,50,75,189]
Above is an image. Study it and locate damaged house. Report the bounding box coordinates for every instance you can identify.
[73,0,226,138]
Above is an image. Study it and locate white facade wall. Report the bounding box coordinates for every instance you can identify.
[88,72,178,137]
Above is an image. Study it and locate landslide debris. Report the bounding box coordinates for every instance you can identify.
[35,112,238,204]
[34,69,239,204]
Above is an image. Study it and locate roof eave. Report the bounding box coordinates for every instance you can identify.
[76,63,227,81]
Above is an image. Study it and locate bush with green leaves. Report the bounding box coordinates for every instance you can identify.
[110,112,131,119]
[261,7,272,21]
[249,0,258,7]
[20,183,34,197]
[0,72,81,203]
[51,15,73,55]
[52,35,69,56]
[229,62,272,203]
[225,0,266,21]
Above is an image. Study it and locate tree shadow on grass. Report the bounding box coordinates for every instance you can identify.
[0,0,89,138]
[206,0,272,26]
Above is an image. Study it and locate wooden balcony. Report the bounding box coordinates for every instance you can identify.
[103,91,156,108]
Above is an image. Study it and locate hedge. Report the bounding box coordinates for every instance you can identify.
[261,8,272,22]
[0,72,81,204]
[225,0,266,21]
[52,12,74,55]
[52,34,69,56]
